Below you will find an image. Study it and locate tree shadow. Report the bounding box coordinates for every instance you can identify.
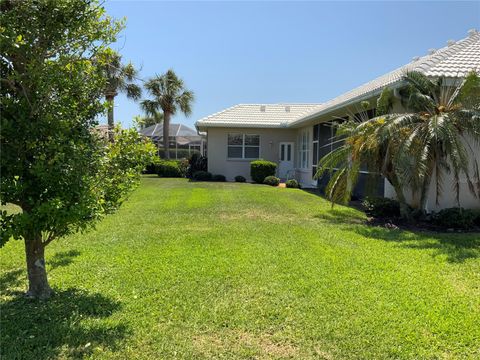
[49,249,81,270]
[1,286,128,359]
[355,226,480,263]
[312,205,480,264]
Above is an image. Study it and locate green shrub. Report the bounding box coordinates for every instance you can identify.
[235,175,246,183]
[250,160,277,183]
[362,196,400,218]
[263,176,280,186]
[187,153,208,178]
[432,207,476,230]
[285,179,300,188]
[155,160,183,178]
[192,171,212,181]
[212,174,226,182]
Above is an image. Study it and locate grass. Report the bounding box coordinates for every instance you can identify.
[1,176,479,359]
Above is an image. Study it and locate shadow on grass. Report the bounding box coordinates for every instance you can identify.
[49,249,81,270]
[356,226,480,263]
[312,205,480,264]
[0,287,128,359]
[1,249,128,359]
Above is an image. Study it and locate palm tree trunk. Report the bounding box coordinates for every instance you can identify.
[163,111,171,159]
[386,172,411,220]
[25,234,52,299]
[106,95,115,142]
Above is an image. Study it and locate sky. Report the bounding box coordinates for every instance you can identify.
[103,0,480,130]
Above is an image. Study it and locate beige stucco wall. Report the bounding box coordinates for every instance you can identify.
[206,127,297,181]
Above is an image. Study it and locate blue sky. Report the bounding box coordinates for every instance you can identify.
[103,1,480,129]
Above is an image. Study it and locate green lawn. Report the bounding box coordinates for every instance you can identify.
[1,177,479,359]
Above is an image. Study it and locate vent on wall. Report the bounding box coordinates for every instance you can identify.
[285,106,291,112]
[260,105,266,112]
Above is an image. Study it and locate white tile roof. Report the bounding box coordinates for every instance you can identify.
[197,30,480,130]
[293,30,480,126]
[196,103,323,129]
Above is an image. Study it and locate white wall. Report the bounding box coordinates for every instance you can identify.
[206,127,296,181]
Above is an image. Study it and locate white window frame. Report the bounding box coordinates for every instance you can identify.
[299,130,309,169]
[227,133,260,160]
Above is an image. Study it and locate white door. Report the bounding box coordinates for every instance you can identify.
[278,142,294,179]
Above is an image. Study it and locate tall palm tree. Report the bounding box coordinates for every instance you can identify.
[141,70,194,159]
[103,51,142,142]
[316,71,480,217]
[133,110,164,130]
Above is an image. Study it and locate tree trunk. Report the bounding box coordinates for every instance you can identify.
[386,172,412,221]
[106,95,115,143]
[25,235,52,299]
[163,111,171,159]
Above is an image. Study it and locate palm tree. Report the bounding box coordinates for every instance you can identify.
[391,71,480,212]
[133,111,164,130]
[103,51,142,142]
[316,71,480,217]
[141,70,194,159]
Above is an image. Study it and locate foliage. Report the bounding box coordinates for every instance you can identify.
[377,87,394,116]
[250,160,277,184]
[211,174,226,182]
[362,196,401,218]
[187,153,208,178]
[432,207,477,230]
[285,179,301,188]
[315,71,480,217]
[155,160,183,178]
[141,70,194,159]
[235,175,247,183]
[98,128,156,212]
[2,177,479,358]
[192,171,212,181]
[0,0,152,298]
[133,112,163,130]
[263,176,280,186]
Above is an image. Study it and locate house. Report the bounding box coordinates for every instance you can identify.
[196,30,480,210]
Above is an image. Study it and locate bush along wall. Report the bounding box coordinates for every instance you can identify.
[250,160,277,183]
[155,160,183,178]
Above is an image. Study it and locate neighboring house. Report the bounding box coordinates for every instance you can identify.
[139,123,206,158]
[196,30,480,210]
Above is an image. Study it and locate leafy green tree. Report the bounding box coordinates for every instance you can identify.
[316,71,480,216]
[141,70,194,158]
[0,0,155,299]
[102,50,142,141]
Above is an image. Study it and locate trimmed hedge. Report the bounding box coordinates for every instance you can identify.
[433,207,477,230]
[263,176,280,186]
[212,174,226,182]
[192,171,212,181]
[155,160,183,178]
[362,197,401,218]
[250,160,277,183]
[235,175,246,183]
[285,179,300,188]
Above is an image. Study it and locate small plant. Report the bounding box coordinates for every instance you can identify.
[212,174,226,182]
[362,196,401,218]
[144,157,160,174]
[235,175,246,183]
[285,179,300,188]
[250,160,277,183]
[192,171,213,181]
[432,207,476,230]
[263,176,280,186]
[155,160,183,178]
[187,153,208,178]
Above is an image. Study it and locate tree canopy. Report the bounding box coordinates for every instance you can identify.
[0,0,155,298]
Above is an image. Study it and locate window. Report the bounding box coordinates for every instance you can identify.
[299,130,309,169]
[227,133,260,159]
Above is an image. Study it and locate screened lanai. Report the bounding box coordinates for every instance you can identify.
[139,123,206,159]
